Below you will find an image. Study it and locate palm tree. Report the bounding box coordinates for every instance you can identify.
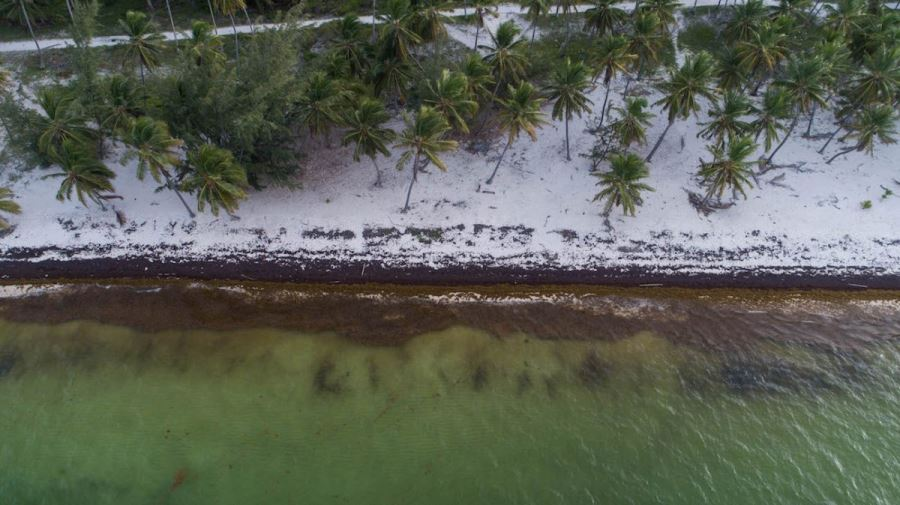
[639,0,680,33]
[411,1,450,62]
[519,0,549,45]
[423,69,479,134]
[100,75,143,135]
[612,97,654,148]
[847,46,900,107]
[295,72,346,139]
[332,15,368,79]
[46,140,116,207]
[182,144,249,216]
[584,0,626,36]
[805,37,851,136]
[736,21,788,94]
[826,105,897,163]
[470,0,497,50]
[378,0,422,63]
[625,13,663,91]
[646,51,716,162]
[592,34,635,126]
[123,117,195,217]
[341,98,396,187]
[119,10,164,85]
[372,57,413,101]
[394,106,458,212]
[767,56,827,164]
[820,46,900,153]
[554,0,579,43]
[35,88,92,158]
[0,187,21,230]
[481,20,528,97]
[592,152,654,216]
[212,0,247,60]
[187,20,225,69]
[715,47,748,92]
[486,81,547,185]
[698,91,754,147]
[824,0,864,36]
[698,136,757,202]
[726,0,767,43]
[752,87,792,153]
[458,53,495,103]
[545,58,593,161]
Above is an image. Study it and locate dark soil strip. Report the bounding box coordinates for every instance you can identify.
[0,253,898,290]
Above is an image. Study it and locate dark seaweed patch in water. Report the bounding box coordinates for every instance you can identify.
[516,371,533,395]
[472,364,489,391]
[578,352,611,387]
[0,347,19,378]
[368,360,380,390]
[313,360,344,395]
[721,359,837,394]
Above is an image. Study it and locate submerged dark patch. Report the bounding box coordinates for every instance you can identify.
[721,359,837,394]
[313,360,344,395]
[0,348,19,378]
[578,352,611,387]
[472,365,489,391]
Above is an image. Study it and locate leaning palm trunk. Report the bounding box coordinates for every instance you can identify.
[162,171,196,218]
[766,115,798,165]
[486,137,512,184]
[64,0,74,22]
[474,24,480,51]
[206,0,218,33]
[805,102,819,137]
[20,0,43,68]
[646,119,674,162]
[229,14,240,61]
[402,153,421,212]
[371,0,377,41]
[564,116,571,161]
[826,144,859,164]
[372,158,383,187]
[164,0,178,45]
[242,6,254,32]
[599,83,612,127]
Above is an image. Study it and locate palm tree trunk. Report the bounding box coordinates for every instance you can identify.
[139,62,146,85]
[474,24,480,51]
[164,0,178,45]
[826,144,858,164]
[599,83,612,127]
[530,23,537,46]
[371,0,377,41]
[564,116,571,161]
[242,6,254,32]
[20,0,43,68]
[229,14,240,62]
[163,172,197,218]
[64,0,74,22]
[646,119,673,162]
[372,157,383,187]
[206,0,218,33]
[805,102,817,137]
[486,137,512,184]
[818,124,843,154]
[766,116,797,165]
[402,152,420,212]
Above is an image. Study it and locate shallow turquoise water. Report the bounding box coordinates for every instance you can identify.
[0,284,898,504]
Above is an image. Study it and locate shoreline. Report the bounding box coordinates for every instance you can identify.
[2,250,898,290]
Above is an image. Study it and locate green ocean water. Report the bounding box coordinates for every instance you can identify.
[0,284,899,504]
